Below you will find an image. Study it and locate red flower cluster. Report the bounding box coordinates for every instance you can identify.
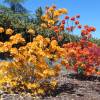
[64,14,81,32]
[81,25,96,36]
[63,41,100,76]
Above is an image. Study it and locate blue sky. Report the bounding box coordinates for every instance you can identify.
[0,0,100,38]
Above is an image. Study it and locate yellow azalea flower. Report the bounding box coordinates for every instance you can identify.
[51,40,58,46]
[54,10,60,17]
[0,77,11,85]
[10,34,25,44]
[0,33,63,94]
[1,46,9,52]
[10,81,17,87]
[0,47,4,52]
[28,55,37,64]
[10,34,21,40]
[50,40,58,52]
[0,27,4,33]
[37,88,44,95]
[48,20,55,25]
[6,28,14,35]
[45,38,50,44]
[34,72,44,79]
[4,42,12,49]
[35,35,44,41]
[27,29,35,35]
[37,50,45,56]
[61,59,68,65]
[50,80,57,87]
[0,61,10,68]
[0,42,3,47]
[48,7,54,12]
[62,8,68,14]
[43,69,55,77]
[54,64,61,72]
[10,48,18,55]
[27,83,40,89]
[58,8,68,14]
[41,23,47,28]
[41,16,46,20]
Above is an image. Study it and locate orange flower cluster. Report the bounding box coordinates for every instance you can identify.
[0,33,25,53]
[41,5,68,27]
[63,26,100,76]
[50,14,81,41]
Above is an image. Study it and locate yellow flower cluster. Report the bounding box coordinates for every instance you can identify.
[6,28,14,35]
[41,5,68,26]
[0,30,64,96]
[9,34,25,44]
[0,27,4,33]
[8,35,63,80]
[0,34,25,53]
[0,27,14,35]
[0,41,12,52]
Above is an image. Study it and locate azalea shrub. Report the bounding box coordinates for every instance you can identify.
[0,26,65,96]
[63,25,100,76]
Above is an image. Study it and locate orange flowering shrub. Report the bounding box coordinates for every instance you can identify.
[63,24,100,76]
[0,27,65,96]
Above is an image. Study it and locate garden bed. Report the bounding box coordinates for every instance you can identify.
[1,71,100,100]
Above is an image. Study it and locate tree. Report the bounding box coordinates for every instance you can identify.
[35,7,43,25]
[4,0,27,13]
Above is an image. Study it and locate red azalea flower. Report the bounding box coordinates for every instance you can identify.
[70,17,75,21]
[80,38,87,43]
[78,25,82,29]
[54,26,58,30]
[60,27,64,31]
[75,20,79,25]
[90,26,96,31]
[60,24,64,28]
[81,30,89,36]
[66,27,71,31]
[66,64,70,69]
[54,29,59,33]
[61,20,65,24]
[86,28,91,32]
[65,16,69,19]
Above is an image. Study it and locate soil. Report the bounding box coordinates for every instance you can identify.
[1,71,100,100]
